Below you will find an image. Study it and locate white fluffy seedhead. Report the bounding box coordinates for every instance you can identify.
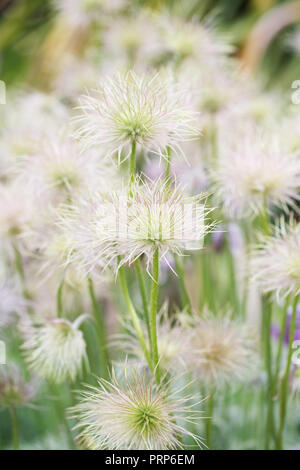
[58,177,213,276]
[70,367,203,450]
[188,311,257,386]
[251,218,300,302]
[74,71,201,163]
[213,130,300,219]
[22,317,88,384]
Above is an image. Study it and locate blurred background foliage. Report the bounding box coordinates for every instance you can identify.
[0,0,300,90]
[0,0,300,451]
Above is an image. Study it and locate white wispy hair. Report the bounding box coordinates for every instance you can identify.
[74,71,201,163]
[69,367,203,450]
[213,129,300,218]
[251,218,300,301]
[58,177,213,275]
[22,316,88,384]
[188,312,257,386]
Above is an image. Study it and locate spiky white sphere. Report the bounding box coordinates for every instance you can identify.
[213,130,300,218]
[189,313,256,386]
[74,71,200,162]
[251,219,300,301]
[59,177,212,275]
[70,368,202,450]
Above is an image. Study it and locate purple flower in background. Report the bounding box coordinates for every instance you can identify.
[271,304,300,344]
[144,159,164,181]
[228,222,245,256]
[211,225,224,252]
[144,155,208,195]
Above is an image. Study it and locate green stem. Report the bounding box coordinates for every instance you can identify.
[264,298,274,449]
[129,140,136,192]
[205,391,215,449]
[225,242,240,316]
[118,265,152,369]
[48,382,75,449]
[9,406,19,450]
[210,115,218,161]
[135,259,151,344]
[274,297,290,392]
[56,278,64,318]
[13,243,31,301]
[88,277,109,379]
[174,254,192,314]
[277,294,299,449]
[199,250,215,312]
[165,146,171,180]
[150,248,160,384]
[258,204,271,237]
[269,297,290,447]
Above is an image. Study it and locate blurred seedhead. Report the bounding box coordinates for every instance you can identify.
[251,218,300,302]
[212,126,300,219]
[0,363,36,408]
[112,304,193,373]
[22,316,89,384]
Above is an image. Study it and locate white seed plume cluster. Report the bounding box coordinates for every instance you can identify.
[22,317,88,384]
[213,130,300,218]
[251,220,300,301]
[188,314,256,386]
[74,71,201,162]
[59,177,212,274]
[70,369,202,450]
[2,0,298,451]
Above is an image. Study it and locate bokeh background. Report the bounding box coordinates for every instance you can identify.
[1,0,300,450]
